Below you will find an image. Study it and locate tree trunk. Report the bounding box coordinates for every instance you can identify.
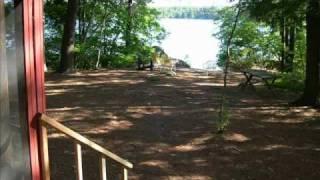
[280,18,286,71]
[224,2,242,88]
[125,0,133,48]
[96,19,106,69]
[287,25,296,72]
[293,0,320,106]
[59,0,79,73]
[78,0,82,42]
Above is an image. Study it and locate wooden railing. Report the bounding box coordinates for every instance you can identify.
[39,114,133,180]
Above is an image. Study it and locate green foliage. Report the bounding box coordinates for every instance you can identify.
[216,97,230,134]
[45,0,166,70]
[113,53,137,68]
[214,7,282,70]
[242,0,306,27]
[274,72,305,92]
[274,36,306,92]
[229,57,254,71]
[157,7,217,19]
[214,5,307,92]
[44,0,67,69]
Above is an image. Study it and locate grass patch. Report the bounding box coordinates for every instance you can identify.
[273,73,304,92]
[147,76,161,82]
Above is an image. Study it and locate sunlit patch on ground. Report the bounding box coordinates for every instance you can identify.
[222,133,250,142]
[172,144,206,152]
[262,144,291,151]
[140,160,170,169]
[164,175,212,180]
[87,120,134,134]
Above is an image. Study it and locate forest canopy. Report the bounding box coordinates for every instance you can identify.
[215,0,320,106]
[45,0,165,71]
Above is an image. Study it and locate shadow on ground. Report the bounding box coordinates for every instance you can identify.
[45,69,320,180]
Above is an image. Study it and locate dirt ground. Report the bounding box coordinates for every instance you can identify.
[45,69,320,180]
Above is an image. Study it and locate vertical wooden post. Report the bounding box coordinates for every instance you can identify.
[99,156,107,180]
[123,168,128,180]
[75,143,83,180]
[39,123,50,180]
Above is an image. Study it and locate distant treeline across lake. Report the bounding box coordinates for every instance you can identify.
[157,7,217,20]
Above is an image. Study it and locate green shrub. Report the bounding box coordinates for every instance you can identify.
[274,72,305,92]
[216,97,230,134]
[229,59,254,71]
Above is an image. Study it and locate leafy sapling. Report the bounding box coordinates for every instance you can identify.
[216,96,230,134]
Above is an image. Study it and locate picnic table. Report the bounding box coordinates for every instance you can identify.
[239,69,278,91]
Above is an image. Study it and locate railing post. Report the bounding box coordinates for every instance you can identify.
[123,168,128,180]
[99,156,107,180]
[75,142,83,180]
[39,122,50,180]
[40,114,133,179]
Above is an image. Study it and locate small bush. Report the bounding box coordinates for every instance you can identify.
[216,97,230,134]
[274,72,305,92]
[229,59,254,71]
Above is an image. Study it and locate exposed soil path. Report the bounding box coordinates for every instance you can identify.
[46,69,320,180]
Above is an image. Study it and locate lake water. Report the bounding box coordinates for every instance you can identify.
[159,18,220,70]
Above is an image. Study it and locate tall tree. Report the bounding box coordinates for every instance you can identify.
[45,0,164,69]
[59,0,79,73]
[241,0,320,105]
[294,0,320,106]
[243,0,303,72]
[287,25,296,72]
[125,0,133,48]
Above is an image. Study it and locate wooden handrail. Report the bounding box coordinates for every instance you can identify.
[39,114,133,180]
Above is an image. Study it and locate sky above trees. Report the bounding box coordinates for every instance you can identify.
[149,0,234,7]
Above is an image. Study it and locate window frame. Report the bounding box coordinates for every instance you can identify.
[23,0,46,179]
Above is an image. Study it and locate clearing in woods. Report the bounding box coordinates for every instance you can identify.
[46,69,320,180]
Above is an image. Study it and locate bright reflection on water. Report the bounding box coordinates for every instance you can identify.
[159,18,220,70]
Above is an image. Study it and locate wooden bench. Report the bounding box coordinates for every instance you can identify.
[136,59,154,71]
[239,69,278,91]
